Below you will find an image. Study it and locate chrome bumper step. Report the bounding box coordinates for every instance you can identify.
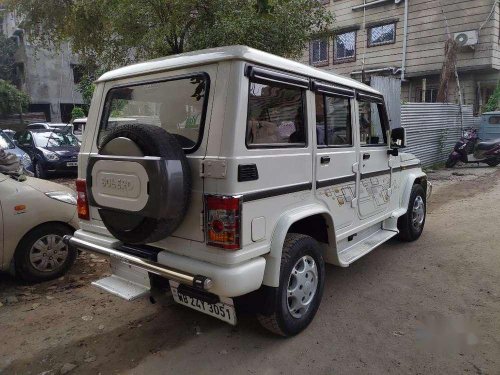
[63,235,213,291]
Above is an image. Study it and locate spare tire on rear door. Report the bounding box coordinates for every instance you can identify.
[89,123,191,244]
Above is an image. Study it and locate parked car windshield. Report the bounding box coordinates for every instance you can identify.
[33,132,80,148]
[99,74,209,151]
[0,131,15,150]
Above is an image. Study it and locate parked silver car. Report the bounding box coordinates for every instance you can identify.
[0,173,79,282]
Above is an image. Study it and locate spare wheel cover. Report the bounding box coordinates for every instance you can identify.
[94,123,191,244]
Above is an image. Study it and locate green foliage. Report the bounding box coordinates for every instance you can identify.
[0,79,30,118]
[6,0,334,69]
[71,106,86,120]
[484,84,500,113]
[0,33,18,83]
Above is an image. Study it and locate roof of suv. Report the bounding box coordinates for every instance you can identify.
[97,45,380,95]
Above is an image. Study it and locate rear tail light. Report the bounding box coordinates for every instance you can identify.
[205,195,241,250]
[76,178,90,220]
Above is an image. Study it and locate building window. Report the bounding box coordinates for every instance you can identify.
[416,87,438,103]
[310,38,329,66]
[368,23,396,47]
[71,64,84,84]
[334,31,356,63]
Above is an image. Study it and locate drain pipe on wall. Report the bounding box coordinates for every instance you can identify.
[400,0,409,81]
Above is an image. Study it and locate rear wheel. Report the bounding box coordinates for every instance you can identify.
[486,159,500,167]
[257,233,325,336]
[14,223,77,282]
[397,184,426,242]
[445,155,457,168]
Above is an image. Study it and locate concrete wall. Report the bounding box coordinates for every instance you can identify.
[300,0,500,111]
[0,8,83,123]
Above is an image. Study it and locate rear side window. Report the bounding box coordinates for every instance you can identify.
[99,74,209,152]
[488,116,500,125]
[315,94,352,146]
[246,80,306,147]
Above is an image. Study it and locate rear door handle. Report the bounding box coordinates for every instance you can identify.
[320,156,331,164]
[363,153,371,160]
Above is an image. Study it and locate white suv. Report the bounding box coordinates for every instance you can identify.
[65,46,431,336]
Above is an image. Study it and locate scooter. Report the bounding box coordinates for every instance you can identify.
[446,128,500,168]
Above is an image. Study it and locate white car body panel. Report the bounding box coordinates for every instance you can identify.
[75,46,429,298]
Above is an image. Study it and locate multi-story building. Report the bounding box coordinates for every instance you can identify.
[0,6,83,123]
[301,0,499,115]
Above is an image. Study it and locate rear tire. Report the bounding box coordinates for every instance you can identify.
[397,184,426,242]
[486,159,500,167]
[257,233,325,336]
[14,223,77,282]
[445,155,457,168]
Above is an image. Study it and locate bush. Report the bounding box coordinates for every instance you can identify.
[484,84,500,112]
[71,106,86,121]
[0,80,29,118]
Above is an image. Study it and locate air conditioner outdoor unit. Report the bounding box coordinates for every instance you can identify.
[454,30,479,47]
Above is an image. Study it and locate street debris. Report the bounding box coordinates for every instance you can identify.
[60,363,77,374]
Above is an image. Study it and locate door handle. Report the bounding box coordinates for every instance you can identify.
[363,153,371,160]
[320,156,331,164]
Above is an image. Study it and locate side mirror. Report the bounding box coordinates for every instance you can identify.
[391,127,406,148]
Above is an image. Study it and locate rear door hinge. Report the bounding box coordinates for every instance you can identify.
[200,159,227,179]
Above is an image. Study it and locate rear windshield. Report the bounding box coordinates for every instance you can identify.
[99,74,209,151]
[33,132,80,148]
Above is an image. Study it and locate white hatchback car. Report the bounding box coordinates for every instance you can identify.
[0,173,79,282]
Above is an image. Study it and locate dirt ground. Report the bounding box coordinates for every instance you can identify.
[1,166,500,375]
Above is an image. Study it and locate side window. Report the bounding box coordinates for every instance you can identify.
[358,100,387,146]
[315,93,352,146]
[247,80,306,147]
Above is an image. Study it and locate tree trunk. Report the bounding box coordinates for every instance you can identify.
[436,39,458,103]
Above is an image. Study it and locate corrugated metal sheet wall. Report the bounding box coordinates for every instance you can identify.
[401,103,477,167]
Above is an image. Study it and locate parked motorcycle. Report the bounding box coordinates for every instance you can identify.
[446,128,500,168]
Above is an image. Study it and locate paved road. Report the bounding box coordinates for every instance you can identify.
[1,167,500,374]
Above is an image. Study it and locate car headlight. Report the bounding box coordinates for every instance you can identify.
[41,149,59,161]
[21,153,32,168]
[45,191,77,205]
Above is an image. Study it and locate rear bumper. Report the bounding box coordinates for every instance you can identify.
[64,235,213,290]
[64,231,266,297]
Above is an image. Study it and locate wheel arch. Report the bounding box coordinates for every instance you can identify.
[400,171,428,211]
[11,221,77,266]
[262,204,337,287]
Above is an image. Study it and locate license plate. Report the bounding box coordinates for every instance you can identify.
[66,162,78,167]
[169,281,237,325]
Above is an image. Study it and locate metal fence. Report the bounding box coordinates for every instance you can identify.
[401,103,477,167]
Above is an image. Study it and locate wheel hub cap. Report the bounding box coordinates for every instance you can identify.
[287,255,319,319]
[412,195,425,230]
[29,234,68,272]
